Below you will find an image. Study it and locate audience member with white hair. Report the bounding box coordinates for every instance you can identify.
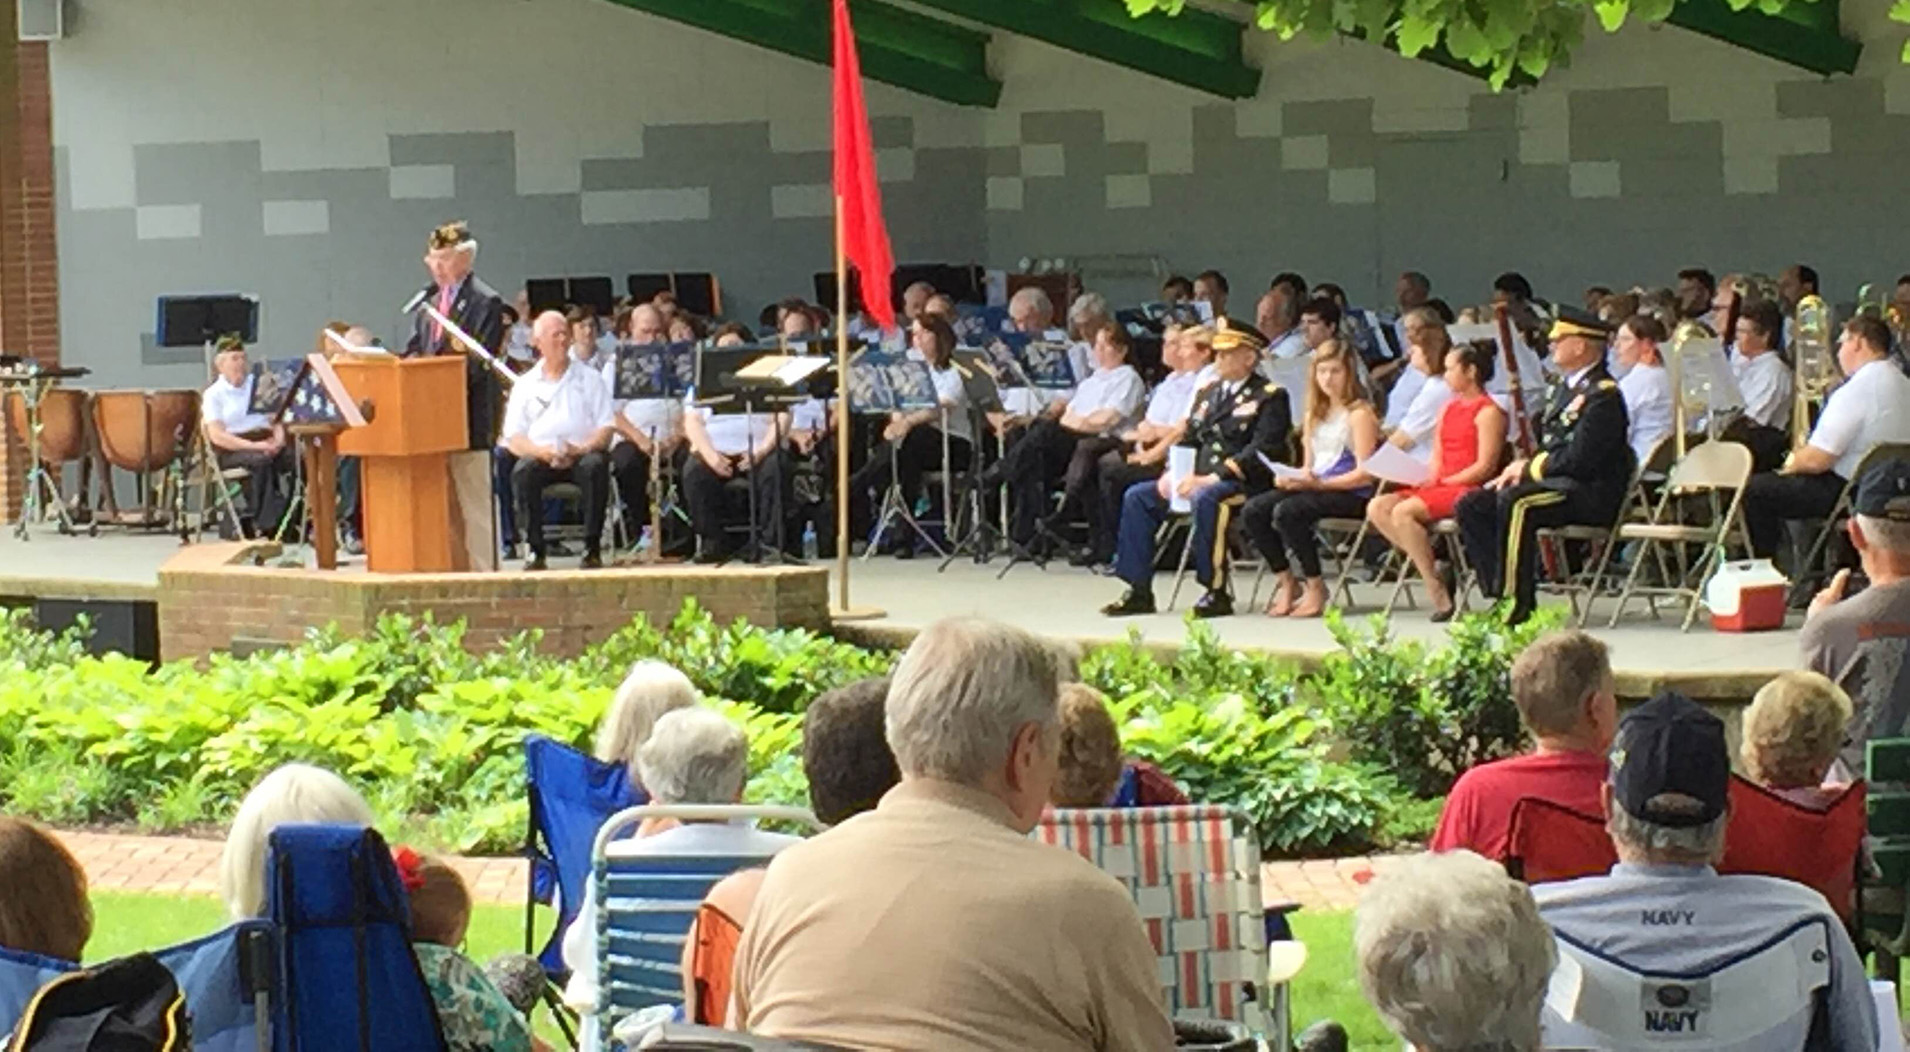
[220,763,377,920]
[731,616,1172,1051]
[1802,458,1910,779]
[593,659,701,777]
[1532,692,1877,1051]
[560,708,798,1022]
[1356,850,1555,1052]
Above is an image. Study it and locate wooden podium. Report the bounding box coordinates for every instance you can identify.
[334,356,469,573]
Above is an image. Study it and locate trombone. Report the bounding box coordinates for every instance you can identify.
[1669,320,1726,459]
[1790,294,1837,450]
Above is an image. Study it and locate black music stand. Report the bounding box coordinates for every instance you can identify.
[693,345,813,564]
[612,341,696,555]
[847,350,944,560]
[156,294,260,369]
[937,349,1004,569]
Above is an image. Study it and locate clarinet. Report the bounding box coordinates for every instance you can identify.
[1494,302,1561,580]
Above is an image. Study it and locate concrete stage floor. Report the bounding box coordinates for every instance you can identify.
[0,526,1797,697]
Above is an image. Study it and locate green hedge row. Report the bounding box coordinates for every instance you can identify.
[0,601,1557,857]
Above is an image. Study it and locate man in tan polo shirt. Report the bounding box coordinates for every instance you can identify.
[730,616,1173,1052]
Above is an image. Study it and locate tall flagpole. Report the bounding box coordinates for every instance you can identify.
[832,199,880,620]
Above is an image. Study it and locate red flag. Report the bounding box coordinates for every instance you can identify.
[831,0,896,331]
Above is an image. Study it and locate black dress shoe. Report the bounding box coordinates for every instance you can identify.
[1296,1020,1349,1052]
[1430,605,1456,623]
[580,552,603,570]
[1191,590,1234,619]
[1505,601,1534,626]
[1101,589,1157,617]
[525,554,549,572]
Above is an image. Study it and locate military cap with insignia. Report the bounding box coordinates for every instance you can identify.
[427,220,476,252]
[1212,317,1270,355]
[1547,304,1614,343]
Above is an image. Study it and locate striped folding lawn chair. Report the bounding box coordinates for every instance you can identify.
[1034,805,1301,1050]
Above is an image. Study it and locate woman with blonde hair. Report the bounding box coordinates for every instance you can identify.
[1241,341,1381,618]
[0,818,92,962]
[1741,670,1854,810]
[593,659,701,773]
[220,763,377,920]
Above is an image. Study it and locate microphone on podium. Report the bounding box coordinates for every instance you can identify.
[400,285,432,315]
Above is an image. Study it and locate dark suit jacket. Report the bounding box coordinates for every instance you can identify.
[1182,376,1292,494]
[405,274,506,449]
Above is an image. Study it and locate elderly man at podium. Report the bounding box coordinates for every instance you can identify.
[499,312,614,570]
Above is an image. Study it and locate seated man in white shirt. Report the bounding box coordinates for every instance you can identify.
[201,336,295,539]
[978,323,1145,551]
[681,328,792,564]
[1082,323,1214,569]
[1614,313,1674,468]
[606,303,689,555]
[501,311,614,570]
[1257,283,1308,424]
[988,286,1069,435]
[1743,314,1910,566]
[1727,298,1794,471]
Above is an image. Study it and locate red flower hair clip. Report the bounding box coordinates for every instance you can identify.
[392,846,427,893]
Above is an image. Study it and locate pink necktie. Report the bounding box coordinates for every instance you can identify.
[432,285,454,344]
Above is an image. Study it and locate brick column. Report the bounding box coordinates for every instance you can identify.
[0,20,60,523]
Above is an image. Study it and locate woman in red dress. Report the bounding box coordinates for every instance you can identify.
[1364,342,1507,620]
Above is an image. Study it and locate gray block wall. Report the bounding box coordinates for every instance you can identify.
[46,0,1910,390]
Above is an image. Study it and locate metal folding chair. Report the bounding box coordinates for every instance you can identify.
[1598,440,1754,631]
[1789,441,1910,605]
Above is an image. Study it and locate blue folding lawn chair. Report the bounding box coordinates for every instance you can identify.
[3,825,437,1052]
[267,823,448,1052]
[592,804,824,1040]
[524,734,645,979]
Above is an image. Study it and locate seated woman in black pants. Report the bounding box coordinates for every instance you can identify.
[1243,340,1380,618]
[844,314,972,555]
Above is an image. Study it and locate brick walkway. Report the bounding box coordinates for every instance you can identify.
[62,830,1380,912]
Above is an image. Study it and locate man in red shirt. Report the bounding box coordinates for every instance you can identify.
[1430,629,1617,859]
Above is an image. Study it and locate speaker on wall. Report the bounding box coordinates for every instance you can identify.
[18,0,63,40]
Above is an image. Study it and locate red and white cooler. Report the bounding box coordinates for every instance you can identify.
[1702,559,1789,632]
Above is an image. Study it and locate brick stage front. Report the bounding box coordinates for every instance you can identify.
[156,543,829,662]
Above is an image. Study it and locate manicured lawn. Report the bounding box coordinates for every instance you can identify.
[1288,909,1391,1049]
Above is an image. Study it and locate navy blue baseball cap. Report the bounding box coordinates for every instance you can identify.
[1608,691,1730,828]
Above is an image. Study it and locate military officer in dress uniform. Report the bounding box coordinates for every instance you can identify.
[1455,306,1633,625]
[1103,321,1292,619]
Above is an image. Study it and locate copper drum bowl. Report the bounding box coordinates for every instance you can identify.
[92,389,200,474]
[4,386,90,466]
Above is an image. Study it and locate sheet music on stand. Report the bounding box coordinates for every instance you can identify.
[848,349,938,414]
[612,340,696,401]
[950,349,1004,414]
[988,332,1077,391]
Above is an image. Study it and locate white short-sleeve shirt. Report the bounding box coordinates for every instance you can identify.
[1393,375,1453,466]
[690,388,778,456]
[1143,371,1201,428]
[1619,361,1675,468]
[1066,364,1146,435]
[1385,364,1431,431]
[502,360,613,450]
[928,362,973,443]
[600,359,683,445]
[201,376,272,435]
[1809,358,1910,480]
[1733,350,1794,429]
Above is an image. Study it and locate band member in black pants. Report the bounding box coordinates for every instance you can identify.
[500,312,614,570]
[842,315,973,554]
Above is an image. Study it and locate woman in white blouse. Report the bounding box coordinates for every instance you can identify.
[841,315,972,555]
[1241,342,1381,618]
